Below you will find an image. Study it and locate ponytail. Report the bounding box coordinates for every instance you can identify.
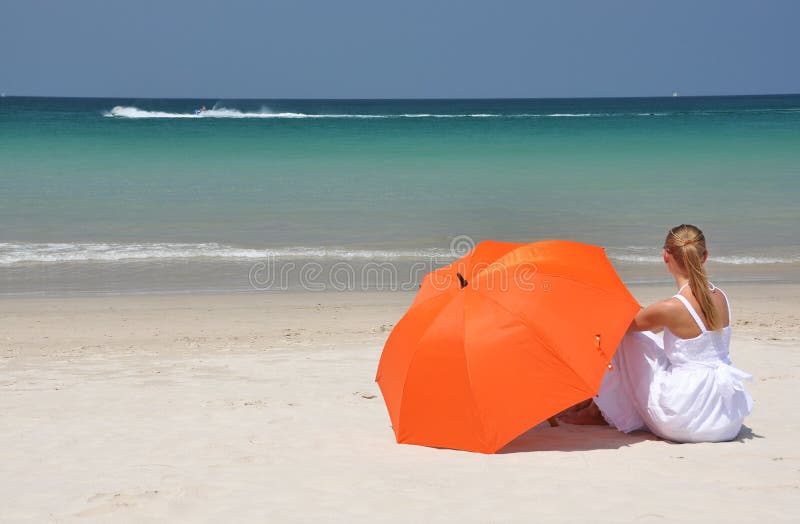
[665,224,721,330]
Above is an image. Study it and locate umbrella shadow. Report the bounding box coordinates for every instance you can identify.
[499,423,763,453]
[498,422,660,453]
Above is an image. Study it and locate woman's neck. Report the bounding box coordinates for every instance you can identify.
[673,274,690,292]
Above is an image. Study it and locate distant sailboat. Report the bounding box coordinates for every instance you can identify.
[672,91,679,97]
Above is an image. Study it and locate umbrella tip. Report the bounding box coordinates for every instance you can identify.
[457,272,468,289]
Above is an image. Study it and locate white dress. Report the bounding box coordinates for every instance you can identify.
[595,285,754,443]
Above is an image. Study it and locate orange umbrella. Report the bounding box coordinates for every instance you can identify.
[375,240,640,453]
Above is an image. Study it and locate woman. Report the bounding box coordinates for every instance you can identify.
[562,224,753,442]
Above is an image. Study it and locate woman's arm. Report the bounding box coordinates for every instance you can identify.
[628,299,679,333]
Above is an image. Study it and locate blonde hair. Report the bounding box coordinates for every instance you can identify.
[664,224,721,330]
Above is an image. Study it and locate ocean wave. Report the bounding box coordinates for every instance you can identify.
[608,254,665,264]
[710,255,800,265]
[104,106,518,120]
[607,247,800,265]
[105,106,752,120]
[610,254,800,264]
[105,106,331,119]
[2,242,797,266]
[0,242,453,265]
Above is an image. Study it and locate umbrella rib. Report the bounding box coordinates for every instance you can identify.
[405,284,456,313]
[487,264,632,299]
[460,293,489,450]
[392,249,477,441]
[535,271,630,296]
[393,292,461,437]
[477,289,597,395]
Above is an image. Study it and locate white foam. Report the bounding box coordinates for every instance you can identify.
[0,242,454,265]
[544,113,596,117]
[2,242,796,266]
[103,106,633,120]
[606,246,800,265]
[104,106,513,120]
[106,106,335,119]
[710,255,800,265]
[609,254,665,264]
[104,105,800,120]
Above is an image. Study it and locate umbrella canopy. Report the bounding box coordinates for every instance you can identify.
[375,240,640,453]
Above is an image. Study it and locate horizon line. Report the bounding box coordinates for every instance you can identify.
[2,92,799,102]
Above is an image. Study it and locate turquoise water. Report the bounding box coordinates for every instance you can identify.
[1,95,799,294]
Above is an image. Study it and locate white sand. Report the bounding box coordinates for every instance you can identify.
[1,285,798,522]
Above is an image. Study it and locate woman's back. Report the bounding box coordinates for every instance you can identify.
[663,284,730,339]
[663,284,733,367]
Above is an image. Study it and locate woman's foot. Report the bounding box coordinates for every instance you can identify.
[554,399,592,419]
[558,400,608,425]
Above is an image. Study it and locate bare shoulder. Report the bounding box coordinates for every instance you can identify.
[645,297,683,317]
[710,287,729,307]
[710,287,732,326]
[630,297,684,331]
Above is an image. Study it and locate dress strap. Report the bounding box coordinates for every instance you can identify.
[672,294,708,332]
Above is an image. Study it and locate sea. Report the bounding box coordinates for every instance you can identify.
[1,95,799,296]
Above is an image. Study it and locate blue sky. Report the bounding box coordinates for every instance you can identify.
[2,0,798,98]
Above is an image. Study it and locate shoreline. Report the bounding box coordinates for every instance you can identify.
[2,261,799,299]
[3,278,798,363]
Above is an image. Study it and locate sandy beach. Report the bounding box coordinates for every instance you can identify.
[0,283,798,522]
[4,2,799,521]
